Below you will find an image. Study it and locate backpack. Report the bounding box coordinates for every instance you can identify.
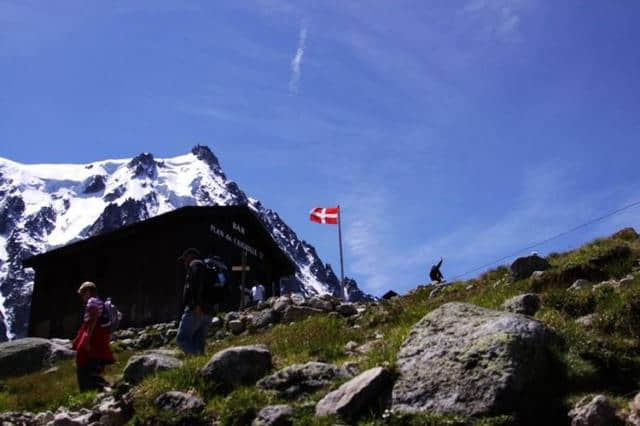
[202,256,229,307]
[99,297,122,332]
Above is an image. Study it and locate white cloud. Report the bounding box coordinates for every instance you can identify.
[461,0,529,42]
[289,26,307,93]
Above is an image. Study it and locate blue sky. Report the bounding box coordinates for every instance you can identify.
[2,0,639,296]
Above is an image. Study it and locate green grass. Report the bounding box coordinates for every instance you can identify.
[5,229,640,425]
[0,349,135,413]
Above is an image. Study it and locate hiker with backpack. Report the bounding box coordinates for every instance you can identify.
[176,248,223,355]
[430,257,445,283]
[72,281,115,391]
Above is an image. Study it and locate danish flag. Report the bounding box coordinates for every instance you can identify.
[310,207,339,224]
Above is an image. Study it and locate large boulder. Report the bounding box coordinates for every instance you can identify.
[316,367,393,420]
[307,297,334,312]
[123,353,183,384]
[510,255,550,281]
[336,304,358,317]
[200,345,271,387]
[501,294,541,316]
[391,302,555,419]
[568,395,621,426]
[281,305,323,323]
[257,361,351,398]
[0,337,74,378]
[251,309,277,329]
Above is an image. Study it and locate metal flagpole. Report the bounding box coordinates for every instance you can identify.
[337,205,345,300]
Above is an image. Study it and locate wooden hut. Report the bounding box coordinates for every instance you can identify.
[23,206,295,338]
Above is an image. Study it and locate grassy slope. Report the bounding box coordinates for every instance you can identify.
[1,230,639,425]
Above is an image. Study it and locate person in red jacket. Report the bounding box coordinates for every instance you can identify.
[72,281,115,391]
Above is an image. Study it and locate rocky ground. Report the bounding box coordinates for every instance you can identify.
[1,227,640,425]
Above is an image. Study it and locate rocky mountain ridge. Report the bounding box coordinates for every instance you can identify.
[0,145,371,341]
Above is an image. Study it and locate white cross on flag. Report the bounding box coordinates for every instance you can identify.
[310,207,339,224]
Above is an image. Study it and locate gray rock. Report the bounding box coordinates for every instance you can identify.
[345,341,359,352]
[257,361,351,398]
[342,361,360,377]
[429,284,446,299]
[618,274,635,287]
[307,297,334,312]
[252,309,277,329]
[281,305,323,323]
[316,367,393,420]
[228,319,246,335]
[568,395,621,426]
[211,316,223,329]
[628,393,640,426]
[0,412,36,425]
[531,270,547,282]
[576,314,597,328]
[510,255,551,281]
[225,311,240,323]
[200,345,272,387]
[569,279,594,292]
[501,293,541,316]
[290,294,306,306]
[0,337,70,379]
[50,412,84,426]
[391,302,554,418]
[252,404,294,426]
[154,391,205,415]
[122,353,182,384]
[94,395,132,426]
[593,279,618,290]
[336,304,358,317]
[273,297,291,314]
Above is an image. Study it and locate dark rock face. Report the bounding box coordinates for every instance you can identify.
[0,196,25,235]
[128,153,158,179]
[510,255,551,281]
[257,362,351,398]
[501,293,541,316]
[83,175,106,194]
[344,277,375,303]
[192,145,221,170]
[103,184,126,202]
[200,345,272,387]
[24,207,56,237]
[123,353,183,384]
[392,302,555,419]
[316,367,393,420]
[83,195,156,236]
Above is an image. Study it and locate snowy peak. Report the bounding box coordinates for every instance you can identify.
[0,146,370,341]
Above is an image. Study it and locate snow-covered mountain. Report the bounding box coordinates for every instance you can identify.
[0,146,371,341]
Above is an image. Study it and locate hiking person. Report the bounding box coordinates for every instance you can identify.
[72,281,115,391]
[251,281,265,304]
[430,257,444,283]
[176,248,213,355]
